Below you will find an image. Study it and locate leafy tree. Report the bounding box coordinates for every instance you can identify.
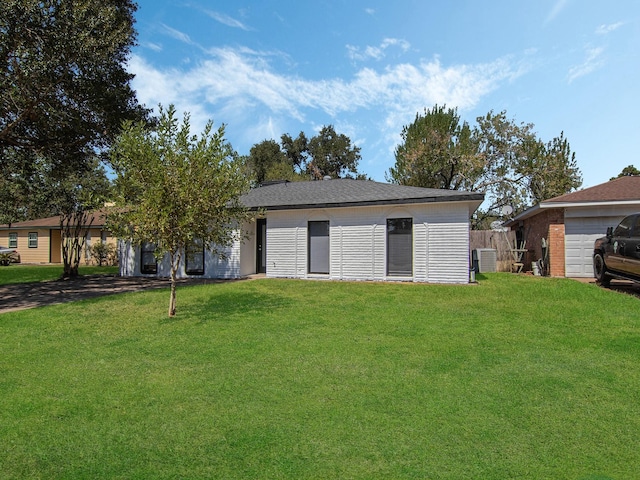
[280,132,309,174]
[611,165,640,180]
[46,158,113,278]
[0,0,147,166]
[389,107,582,228]
[387,105,481,189]
[110,105,253,317]
[306,125,362,179]
[244,139,305,184]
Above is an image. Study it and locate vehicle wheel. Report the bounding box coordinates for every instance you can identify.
[593,252,610,287]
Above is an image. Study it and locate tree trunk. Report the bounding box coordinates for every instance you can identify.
[168,253,179,317]
[168,276,177,317]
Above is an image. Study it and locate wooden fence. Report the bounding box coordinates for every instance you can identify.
[470,230,517,272]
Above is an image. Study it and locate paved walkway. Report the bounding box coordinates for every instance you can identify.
[0,275,218,314]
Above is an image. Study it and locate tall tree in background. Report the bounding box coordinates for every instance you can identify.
[306,125,363,179]
[387,105,481,190]
[0,0,147,223]
[245,139,304,185]
[246,126,366,181]
[110,105,252,317]
[611,165,640,180]
[388,107,582,227]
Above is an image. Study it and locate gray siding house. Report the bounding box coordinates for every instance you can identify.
[119,179,484,284]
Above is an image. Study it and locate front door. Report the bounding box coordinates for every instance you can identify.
[256,218,267,274]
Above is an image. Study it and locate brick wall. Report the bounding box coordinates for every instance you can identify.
[514,208,565,276]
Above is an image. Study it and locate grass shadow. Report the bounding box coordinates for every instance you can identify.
[170,287,293,324]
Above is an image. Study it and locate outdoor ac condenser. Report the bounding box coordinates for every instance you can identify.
[474,248,497,273]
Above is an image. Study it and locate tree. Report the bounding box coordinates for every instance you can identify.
[387,105,481,190]
[0,0,147,167]
[110,105,253,317]
[388,107,583,228]
[306,125,362,179]
[245,139,304,184]
[611,165,640,180]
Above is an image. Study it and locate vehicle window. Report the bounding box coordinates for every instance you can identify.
[633,216,640,237]
[613,215,635,237]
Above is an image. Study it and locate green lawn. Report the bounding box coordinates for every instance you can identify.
[1,274,638,479]
[0,264,119,285]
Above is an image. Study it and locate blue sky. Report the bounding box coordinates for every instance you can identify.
[129,0,639,190]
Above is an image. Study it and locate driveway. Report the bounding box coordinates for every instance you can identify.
[0,275,216,314]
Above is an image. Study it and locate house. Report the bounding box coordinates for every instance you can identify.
[504,176,640,278]
[0,211,115,265]
[119,179,484,284]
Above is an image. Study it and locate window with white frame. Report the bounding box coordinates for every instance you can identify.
[28,232,38,248]
[8,232,17,248]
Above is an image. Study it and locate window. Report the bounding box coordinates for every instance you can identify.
[308,221,330,274]
[186,239,205,275]
[387,218,412,276]
[141,242,157,274]
[613,215,635,237]
[8,232,17,248]
[28,232,38,249]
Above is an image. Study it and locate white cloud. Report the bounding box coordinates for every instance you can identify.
[567,47,605,83]
[595,22,623,35]
[128,48,523,169]
[203,10,251,31]
[347,38,411,62]
[160,23,196,46]
[545,0,569,24]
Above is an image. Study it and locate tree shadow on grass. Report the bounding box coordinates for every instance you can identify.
[171,289,293,324]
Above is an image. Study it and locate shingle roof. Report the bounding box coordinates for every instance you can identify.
[240,179,484,210]
[0,210,108,229]
[544,176,640,204]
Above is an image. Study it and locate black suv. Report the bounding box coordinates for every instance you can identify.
[593,213,640,286]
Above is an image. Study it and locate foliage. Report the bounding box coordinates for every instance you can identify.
[387,105,481,189]
[1,276,639,478]
[109,104,253,316]
[306,125,363,179]
[388,106,583,227]
[0,0,147,166]
[90,242,118,267]
[244,139,304,185]
[611,164,640,180]
[245,126,366,182]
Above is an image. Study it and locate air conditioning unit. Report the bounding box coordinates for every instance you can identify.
[474,248,497,273]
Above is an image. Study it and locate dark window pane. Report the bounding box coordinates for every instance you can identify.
[387,218,412,276]
[186,239,205,275]
[309,221,330,274]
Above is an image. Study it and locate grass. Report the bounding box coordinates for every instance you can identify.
[0,264,119,285]
[1,274,639,479]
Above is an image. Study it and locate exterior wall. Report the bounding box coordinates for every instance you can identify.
[118,203,475,284]
[119,236,243,279]
[265,202,472,284]
[516,208,565,275]
[0,228,52,263]
[517,204,640,278]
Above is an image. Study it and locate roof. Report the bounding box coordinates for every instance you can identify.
[505,176,640,225]
[544,176,640,204]
[0,210,108,230]
[240,179,485,211]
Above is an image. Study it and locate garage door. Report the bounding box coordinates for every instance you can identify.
[565,217,622,277]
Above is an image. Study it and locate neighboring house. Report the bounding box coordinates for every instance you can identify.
[120,179,484,284]
[504,176,640,278]
[0,211,115,264]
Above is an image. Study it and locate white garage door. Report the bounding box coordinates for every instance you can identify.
[564,217,622,277]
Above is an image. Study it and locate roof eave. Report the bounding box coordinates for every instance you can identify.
[245,194,485,211]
